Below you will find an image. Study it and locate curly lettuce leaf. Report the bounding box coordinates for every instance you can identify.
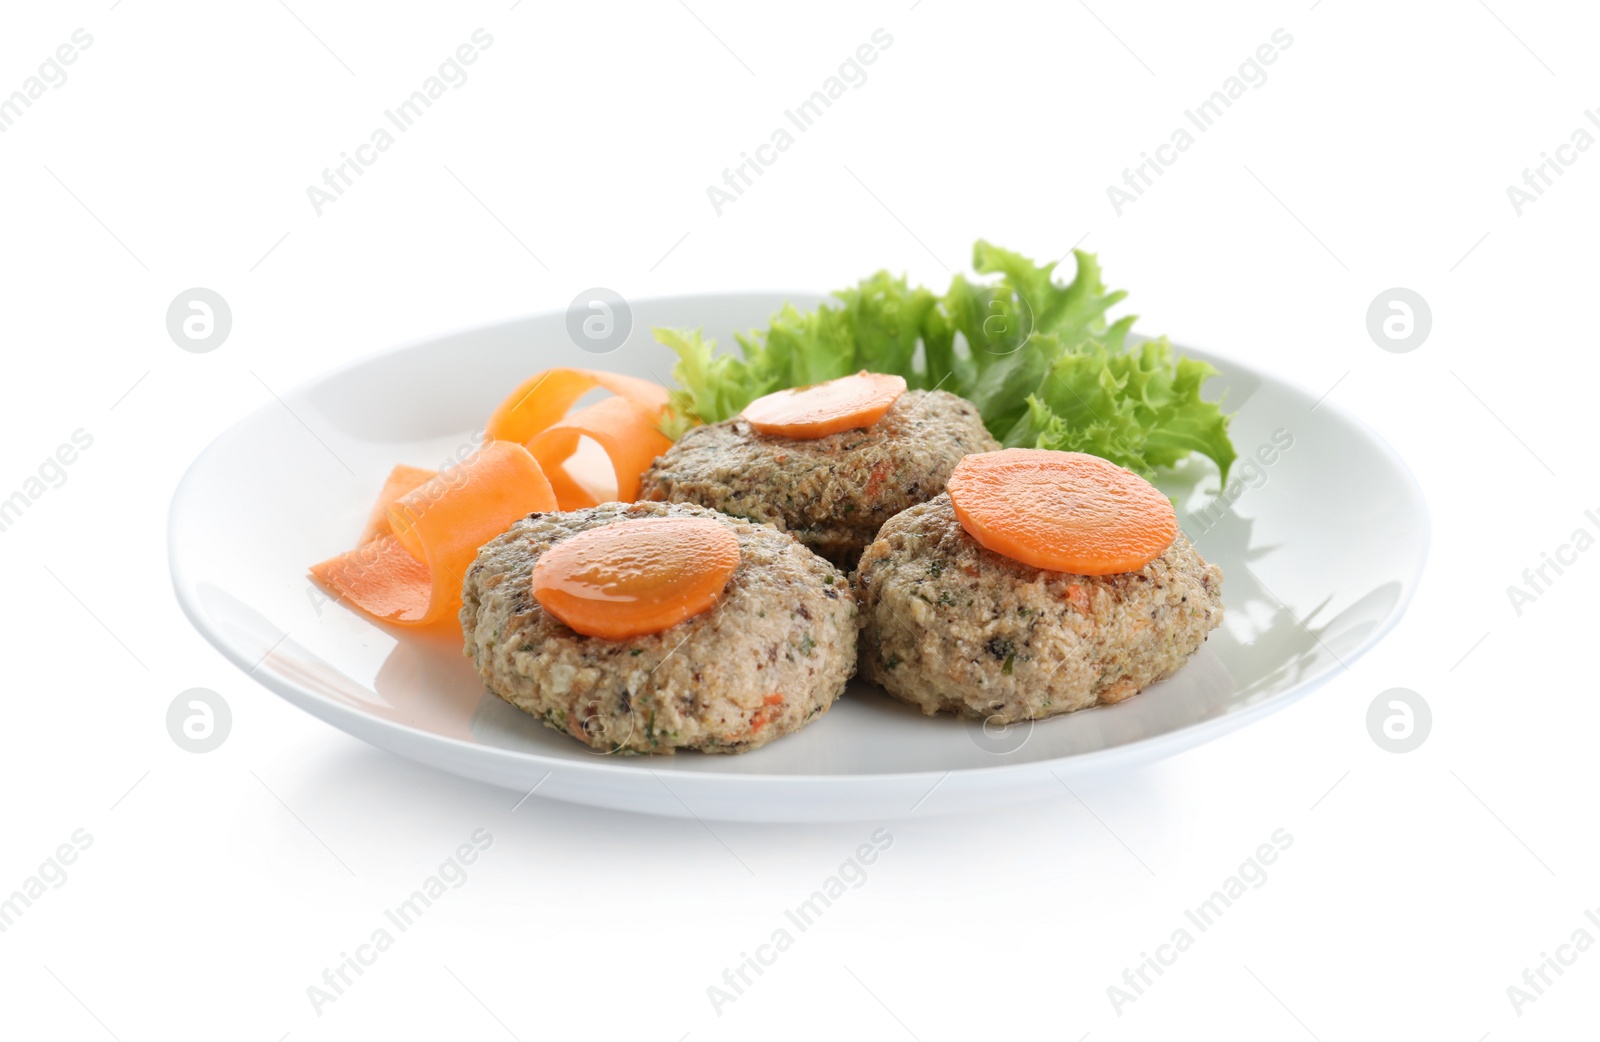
[834,272,939,383]
[1020,335,1235,480]
[655,242,1235,482]
[654,327,755,436]
[970,240,1126,344]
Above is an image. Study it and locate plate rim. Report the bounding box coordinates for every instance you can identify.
[168,293,1431,788]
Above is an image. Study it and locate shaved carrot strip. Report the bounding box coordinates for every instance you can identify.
[359,464,437,544]
[528,397,674,510]
[316,366,673,628]
[312,442,556,625]
[310,535,432,621]
[387,441,557,610]
[485,368,668,445]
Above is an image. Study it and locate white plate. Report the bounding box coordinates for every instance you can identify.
[169,294,1428,822]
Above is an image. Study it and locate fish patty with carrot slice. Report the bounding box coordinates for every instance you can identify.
[854,492,1223,723]
[639,390,999,570]
[461,501,857,754]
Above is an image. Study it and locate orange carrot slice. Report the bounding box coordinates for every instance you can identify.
[529,396,674,510]
[312,442,557,625]
[485,368,669,445]
[741,371,906,439]
[946,449,1178,575]
[530,516,740,639]
[359,464,438,543]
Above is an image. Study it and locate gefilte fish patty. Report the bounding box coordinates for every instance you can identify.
[461,501,857,754]
[639,390,999,570]
[855,494,1223,723]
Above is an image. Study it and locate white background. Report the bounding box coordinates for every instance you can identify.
[1,0,1595,1038]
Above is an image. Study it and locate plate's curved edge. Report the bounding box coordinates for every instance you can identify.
[166,298,1431,800]
[259,290,830,402]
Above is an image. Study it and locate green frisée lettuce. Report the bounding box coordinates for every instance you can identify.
[655,241,1235,482]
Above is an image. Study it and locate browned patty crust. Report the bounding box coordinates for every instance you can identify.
[855,494,1224,723]
[638,390,1000,569]
[461,501,857,754]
